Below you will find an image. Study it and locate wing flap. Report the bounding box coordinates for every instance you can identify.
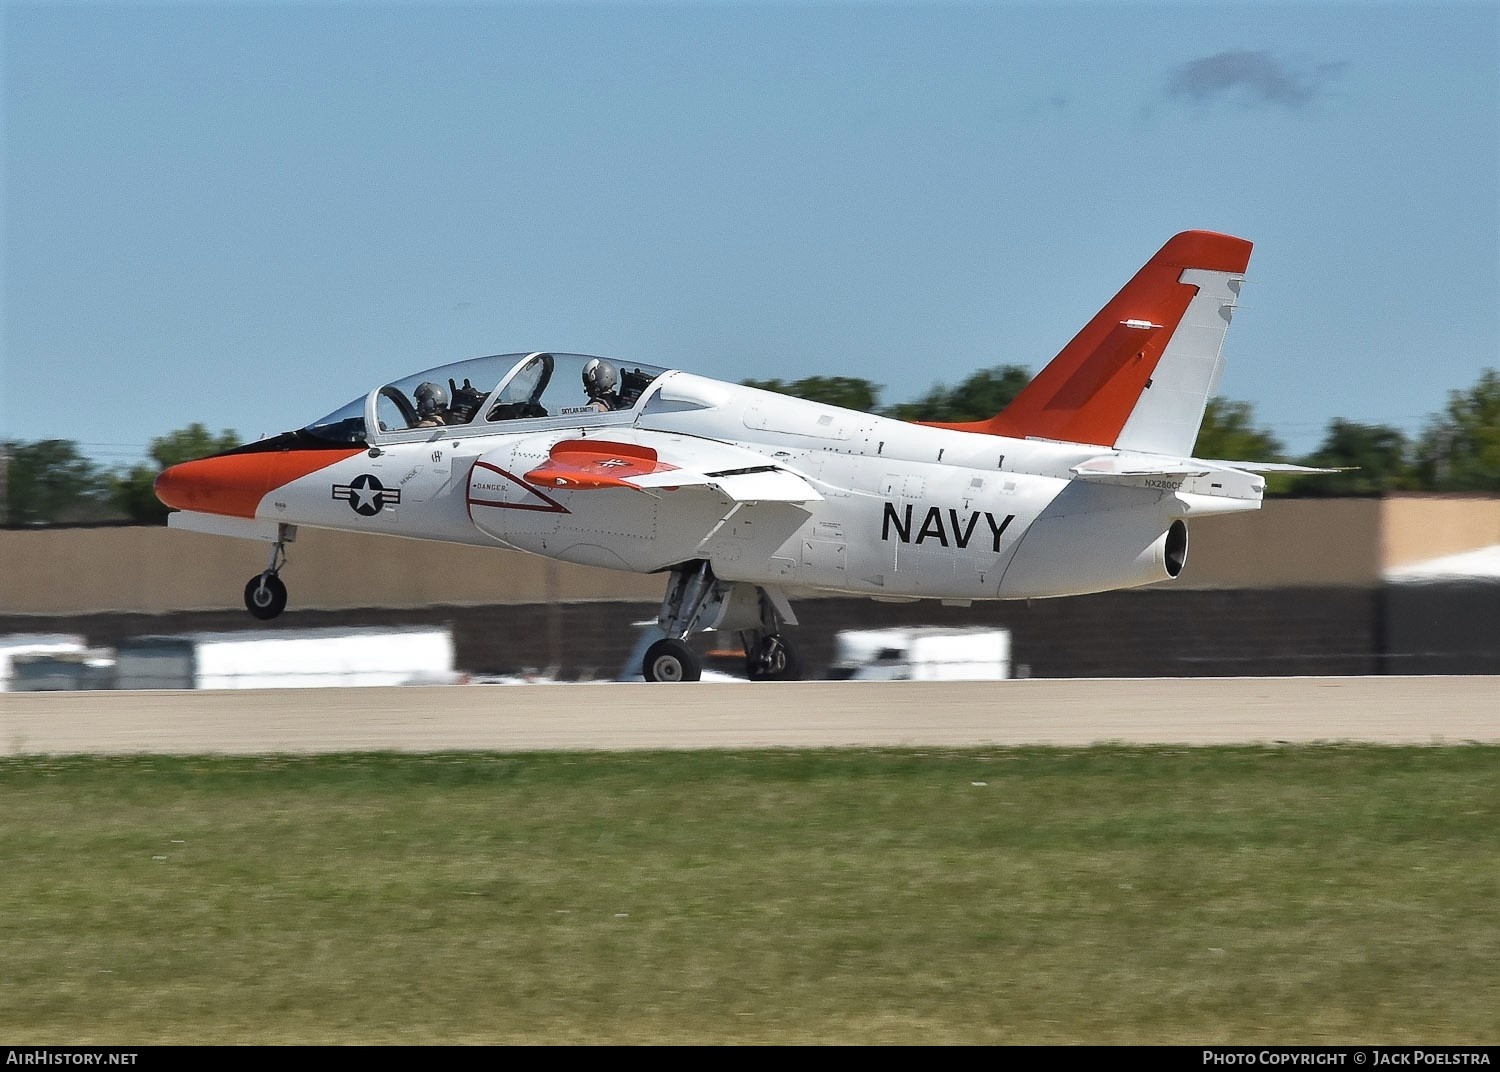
[707,468,822,503]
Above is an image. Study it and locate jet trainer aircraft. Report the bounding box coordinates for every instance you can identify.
[156,230,1323,681]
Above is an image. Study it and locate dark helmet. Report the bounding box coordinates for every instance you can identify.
[414,381,448,418]
[582,358,618,398]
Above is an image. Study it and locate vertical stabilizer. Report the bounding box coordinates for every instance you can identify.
[929,231,1252,455]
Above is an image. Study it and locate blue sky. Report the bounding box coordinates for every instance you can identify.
[4,1,1497,467]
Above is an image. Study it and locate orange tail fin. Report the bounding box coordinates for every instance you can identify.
[930,230,1253,455]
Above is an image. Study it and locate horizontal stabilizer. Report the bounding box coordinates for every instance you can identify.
[1071,455,1212,479]
[1073,454,1346,480]
[1070,452,1345,500]
[1198,458,1348,474]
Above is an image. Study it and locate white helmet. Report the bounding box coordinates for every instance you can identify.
[582,358,618,398]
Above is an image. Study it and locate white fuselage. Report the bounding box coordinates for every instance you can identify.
[254,372,1260,602]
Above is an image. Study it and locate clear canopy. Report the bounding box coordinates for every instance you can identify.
[302,353,671,444]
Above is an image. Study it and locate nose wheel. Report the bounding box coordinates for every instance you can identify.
[242,525,293,621]
[244,573,288,620]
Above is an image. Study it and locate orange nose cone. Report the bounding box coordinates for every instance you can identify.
[155,455,273,518]
[155,447,365,519]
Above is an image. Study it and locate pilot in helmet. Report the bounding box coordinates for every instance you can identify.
[582,358,620,412]
[414,381,449,426]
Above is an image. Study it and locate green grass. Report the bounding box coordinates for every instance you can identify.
[1,747,1496,1044]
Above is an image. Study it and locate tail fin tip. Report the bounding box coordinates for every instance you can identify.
[1154,229,1253,275]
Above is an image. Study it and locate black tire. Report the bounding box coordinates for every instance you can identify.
[642,638,702,683]
[244,574,288,621]
[746,635,801,681]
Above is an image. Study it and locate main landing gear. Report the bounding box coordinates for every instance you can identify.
[743,630,801,682]
[243,525,295,621]
[641,637,699,684]
[642,561,800,683]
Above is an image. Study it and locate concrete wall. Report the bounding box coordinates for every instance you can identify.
[0,587,1384,682]
[1176,498,1384,589]
[2,497,1498,680]
[1383,581,1500,674]
[0,525,663,615]
[1381,495,1500,569]
[3,496,1462,616]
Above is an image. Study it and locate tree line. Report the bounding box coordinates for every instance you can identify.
[3,368,1497,525]
[2,424,239,526]
[747,366,1500,496]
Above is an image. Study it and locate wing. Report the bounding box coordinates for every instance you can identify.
[523,432,823,503]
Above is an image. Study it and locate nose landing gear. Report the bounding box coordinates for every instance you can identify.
[242,525,295,621]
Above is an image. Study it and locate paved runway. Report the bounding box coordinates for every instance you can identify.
[3,676,1496,754]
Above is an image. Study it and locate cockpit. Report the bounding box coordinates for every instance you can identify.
[302,352,672,445]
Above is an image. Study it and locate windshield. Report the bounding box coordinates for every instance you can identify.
[303,352,671,444]
[302,353,523,443]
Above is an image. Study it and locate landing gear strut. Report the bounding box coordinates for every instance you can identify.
[243,525,295,621]
[741,588,800,681]
[642,561,800,683]
[641,561,715,682]
[744,631,800,681]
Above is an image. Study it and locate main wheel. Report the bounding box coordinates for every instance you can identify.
[244,573,288,621]
[746,634,801,681]
[642,638,701,683]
